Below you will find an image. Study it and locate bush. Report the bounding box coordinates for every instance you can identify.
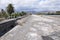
[3,13,9,18]
[0,11,27,19]
[0,13,3,18]
[19,11,27,16]
[11,13,20,18]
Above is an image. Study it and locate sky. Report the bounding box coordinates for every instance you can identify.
[0,0,60,11]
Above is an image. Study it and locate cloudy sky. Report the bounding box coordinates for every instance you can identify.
[0,0,60,11]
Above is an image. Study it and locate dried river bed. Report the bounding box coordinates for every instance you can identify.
[0,15,60,40]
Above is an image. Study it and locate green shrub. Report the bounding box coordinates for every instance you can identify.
[19,11,27,16]
[3,13,9,18]
[11,13,20,18]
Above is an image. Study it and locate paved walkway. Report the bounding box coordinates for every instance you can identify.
[0,15,60,40]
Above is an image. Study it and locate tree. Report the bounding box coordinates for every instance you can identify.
[1,9,5,14]
[0,9,6,18]
[7,4,14,15]
[1,9,9,18]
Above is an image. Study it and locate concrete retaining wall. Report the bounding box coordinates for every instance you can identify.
[0,15,28,37]
[0,19,16,36]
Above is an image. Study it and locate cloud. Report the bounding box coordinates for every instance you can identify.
[0,0,60,11]
[37,0,60,11]
[0,0,38,8]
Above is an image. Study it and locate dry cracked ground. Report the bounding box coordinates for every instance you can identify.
[0,15,60,40]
